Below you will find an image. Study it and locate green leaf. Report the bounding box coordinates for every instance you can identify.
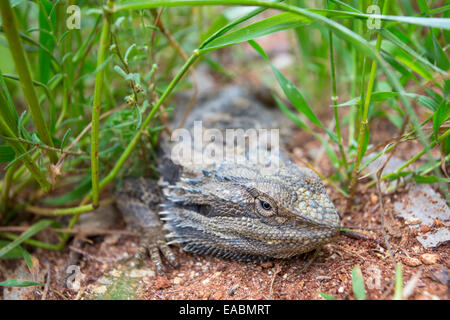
[60,128,71,149]
[318,291,337,300]
[201,12,311,52]
[417,95,439,111]
[412,175,450,184]
[0,145,15,162]
[117,1,450,30]
[0,279,44,287]
[352,265,366,300]
[0,219,59,258]
[4,146,36,170]
[38,0,56,84]
[124,44,137,64]
[382,41,433,81]
[198,0,284,50]
[393,263,403,300]
[11,0,27,7]
[17,111,32,141]
[336,92,439,112]
[433,101,449,137]
[380,29,446,75]
[0,240,33,271]
[0,71,19,137]
[431,32,450,70]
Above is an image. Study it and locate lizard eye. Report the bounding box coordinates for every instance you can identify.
[261,201,271,210]
[255,198,277,217]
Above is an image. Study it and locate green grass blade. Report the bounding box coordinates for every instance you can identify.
[352,265,366,300]
[318,291,337,300]
[0,279,44,287]
[393,263,403,300]
[201,12,311,52]
[0,219,59,258]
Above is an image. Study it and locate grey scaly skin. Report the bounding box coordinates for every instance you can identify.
[116,86,340,274]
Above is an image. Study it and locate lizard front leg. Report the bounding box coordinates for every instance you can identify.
[116,178,178,274]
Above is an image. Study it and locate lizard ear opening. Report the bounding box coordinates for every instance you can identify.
[255,197,277,217]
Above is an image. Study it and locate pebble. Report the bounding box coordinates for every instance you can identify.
[213,291,224,300]
[260,261,274,268]
[370,194,378,204]
[338,287,344,293]
[129,269,155,278]
[92,285,107,295]
[420,253,439,265]
[402,256,422,267]
[173,277,183,285]
[433,219,443,227]
[405,218,422,225]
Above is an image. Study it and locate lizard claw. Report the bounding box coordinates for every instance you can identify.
[136,230,178,275]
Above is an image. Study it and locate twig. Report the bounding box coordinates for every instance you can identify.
[0,225,136,236]
[0,135,84,155]
[25,198,115,216]
[268,263,282,299]
[150,8,199,130]
[41,262,51,300]
[340,229,386,249]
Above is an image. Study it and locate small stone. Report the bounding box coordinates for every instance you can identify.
[433,219,443,227]
[370,194,378,204]
[260,261,274,268]
[129,269,155,278]
[92,285,107,295]
[405,218,422,225]
[173,277,183,285]
[202,278,210,285]
[420,225,432,233]
[420,253,439,265]
[213,291,224,300]
[338,287,344,293]
[402,256,422,267]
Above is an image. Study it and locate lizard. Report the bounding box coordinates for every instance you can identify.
[115,85,341,275]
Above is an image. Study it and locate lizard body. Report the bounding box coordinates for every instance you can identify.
[116,86,340,274]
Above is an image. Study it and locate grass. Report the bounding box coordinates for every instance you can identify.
[0,0,448,294]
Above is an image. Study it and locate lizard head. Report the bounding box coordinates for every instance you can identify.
[161,162,340,261]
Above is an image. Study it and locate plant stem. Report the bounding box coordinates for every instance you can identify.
[25,198,114,216]
[90,0,114,207]
[328,25,348,173]
[0,232,59,250]
[0,162,18,218]
[0,0,57,164]
[0,117,50,192]
[379,128,450,182]
[347,0,388,208]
